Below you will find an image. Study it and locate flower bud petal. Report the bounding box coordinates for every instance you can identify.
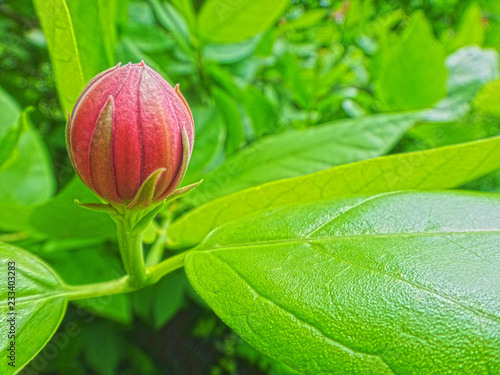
[112,66,143,199]
[89,96,120,202]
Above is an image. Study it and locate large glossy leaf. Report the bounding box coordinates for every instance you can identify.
[185,112,420,207]
[185,191,500,374]
[169,135,500,248]
[0,243,67,374]
[29,176,115,240]
[198,0,289,43]
[0,86,22,169]
[376,11,447,111]
[0,113,55,206]
[33,0,86,112]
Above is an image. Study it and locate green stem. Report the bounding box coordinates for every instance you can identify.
[115,216,148,287]
[64,276,133,301]
[64,251,190,301]
[147,251,189,284]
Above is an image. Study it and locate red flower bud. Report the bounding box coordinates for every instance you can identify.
[66,61,194,205]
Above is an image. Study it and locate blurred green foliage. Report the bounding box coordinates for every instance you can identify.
[1,0,500,373]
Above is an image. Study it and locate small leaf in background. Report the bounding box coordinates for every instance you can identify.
[170,0,196,35]
[0,86,22,170]
[81,321,125,375]
[181,106,225,186]
[423,46,499,122]
[281,9,327,31]
[32,0,86,112]
[29,176,115,240]
[444,3,485,53]
[376,11,447,111]
[149,0,192,56]
[203,36,261,64]
[198,0,289,43]
[185,112,420,207]
[185,191,500,374]
[243,85,280,138]
[0,111,55,205]
[205,63,244,100]
[117,37,174,82]
[0,243,67,375]
[280,53,312,109]
[133,269,187,329]
[212,87,245,155]
[169,135,500,248]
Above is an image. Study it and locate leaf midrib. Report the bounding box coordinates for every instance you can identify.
[199,229,500,252]
[196,230,500,324]
[0,289,69,307]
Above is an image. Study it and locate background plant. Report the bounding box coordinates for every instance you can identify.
[0,0,500,374]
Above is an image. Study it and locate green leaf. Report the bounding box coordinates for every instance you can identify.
[198,0,289,43]
[282,9,327,31]
[29,176,115,240]
[0,243,67,374]
[185,112,420,207]
[117,36,173,82]
[33,0,86,112]
[281,54,311,109]
[212,87,245,155]
[0,114,55,206]
[149,0,192,56]
[181,106,225,186]
[473,79,500,116]
[169,135,500,248]
[170,0,196,35]
[203,36,261,64]
[243,85,279,138]
[423,46,498,122]
[133,269,187,329]
[205,63,244,100]
[0,86,22,170]
[66,0,118,80]
[376,11,447,111]
[0,202,34,233]
[80,321,125,375]
[185,191,500,374]
[446,3,485,53]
